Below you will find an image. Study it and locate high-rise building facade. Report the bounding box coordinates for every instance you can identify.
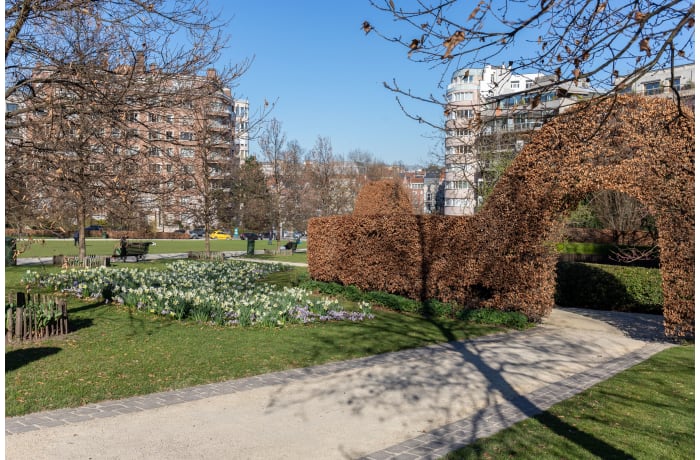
[5,55,245,231]
[444,64,597,215]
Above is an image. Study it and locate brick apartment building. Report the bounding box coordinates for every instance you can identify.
[6,53,249,232]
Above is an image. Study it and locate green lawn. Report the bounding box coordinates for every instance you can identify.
[445,345,694,459]
[5,261,503,417]
[10,238,306,258]
[5,260,694,460]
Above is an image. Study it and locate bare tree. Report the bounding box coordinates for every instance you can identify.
[590,190,653,244]
[366,0,694,122]
[5,0,242,256]
[305,137,358,216]
[258,118,297,242]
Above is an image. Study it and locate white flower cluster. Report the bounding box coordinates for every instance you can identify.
[23,261,374,327]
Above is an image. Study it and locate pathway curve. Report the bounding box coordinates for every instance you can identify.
[5,308,674,459]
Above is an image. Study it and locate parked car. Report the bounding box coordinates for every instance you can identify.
[173,229,187,234]
[210,230,232,240]
[240,232,259,240]
[84,225,104,232]
[189,228,205,239]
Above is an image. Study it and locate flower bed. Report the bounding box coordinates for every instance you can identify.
[21,260,373,327]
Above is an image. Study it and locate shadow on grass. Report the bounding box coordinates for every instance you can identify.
[69,300,106,314]
[5,347,62,372]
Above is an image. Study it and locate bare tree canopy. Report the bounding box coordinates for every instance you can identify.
[367,0,694,109]
[5,0,247,256]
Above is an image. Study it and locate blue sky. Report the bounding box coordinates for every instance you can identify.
[216,1,446,167]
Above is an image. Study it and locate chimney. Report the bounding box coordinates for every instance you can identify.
[206,68,217,79]
[149,63,157,73]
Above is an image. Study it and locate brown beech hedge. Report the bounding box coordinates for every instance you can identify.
[308,96,694,338]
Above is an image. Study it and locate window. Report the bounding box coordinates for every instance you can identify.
[113,146,121,155]
[410,183,423,189]
[165,131,173,139]
[643,81,661,95]
[149,113,158,123]
[672,77,681,91]
[127,112,139,122]
[149,131,160,140]
[127,146,139,156]
[180,131,193,141]
[511,80,520,89]
[95,128,104,138]
[180,148,194,158]
[165,114,174,124]
[183,165,194,173]
[450,92,474,102]
[127,128,138,138]
[166,164,173,172]
[451,109,474,120]
[165,148,174,156]
[111,128,121,138]
[181,116,193,126]
[149,147,161,157]
[149,164,161,173]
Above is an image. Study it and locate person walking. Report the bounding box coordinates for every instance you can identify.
[120,236,128,262]
[73,231,79,246]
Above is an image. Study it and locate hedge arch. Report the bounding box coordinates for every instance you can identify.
[308,96,694,337]
[446,96,694,337]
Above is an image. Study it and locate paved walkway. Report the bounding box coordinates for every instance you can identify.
[14,250,309,267]
[5,308,674,459]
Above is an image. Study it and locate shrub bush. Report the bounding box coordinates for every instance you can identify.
[555,262,663,314]
[300,278,530,328]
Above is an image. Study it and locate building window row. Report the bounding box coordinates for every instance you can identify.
[449,109,475,120]
[446,180,470,189]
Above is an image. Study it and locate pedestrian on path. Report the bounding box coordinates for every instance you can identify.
[120,236,128,261]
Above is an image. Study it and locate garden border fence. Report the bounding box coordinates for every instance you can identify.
[6,292,69,343]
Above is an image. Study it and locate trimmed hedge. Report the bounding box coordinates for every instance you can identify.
[555,262,663,314]
[299,277,529,329]
[308,96,694,337]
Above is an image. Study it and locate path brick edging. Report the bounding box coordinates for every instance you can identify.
[359,342,672,460]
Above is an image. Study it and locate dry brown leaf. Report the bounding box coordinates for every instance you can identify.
[639,38,651,56]
[442,30,465,58]
[361,21,372,35]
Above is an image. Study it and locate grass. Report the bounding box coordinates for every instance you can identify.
[444,345,694,459]
[6,260,693,459]
[555,242,612,255]
[5,261,506,417]
[10,237,305,258]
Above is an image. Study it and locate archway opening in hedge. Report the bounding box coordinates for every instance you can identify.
[308,96,694,337]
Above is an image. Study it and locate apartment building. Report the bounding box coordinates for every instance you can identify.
[401,168,445,214]
[444,64,597,215]
[6,55,246,231]
[234,100,250,162]
[615,63,695,111]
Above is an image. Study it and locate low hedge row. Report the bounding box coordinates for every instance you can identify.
[555,262,663,314]
[299,277,530,329]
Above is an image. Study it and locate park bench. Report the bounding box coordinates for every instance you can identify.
[112,242,153,262]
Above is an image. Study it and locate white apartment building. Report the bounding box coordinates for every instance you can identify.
[444,65,542,216]
[444,64,598,215]
[615,63,695,110]
[234,100,250,163]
